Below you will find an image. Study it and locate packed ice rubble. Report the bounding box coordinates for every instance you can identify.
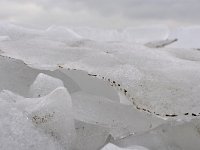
[1,56,199,150]
[0,23,200,149]
[0,56,164,150]
[1,23,200,117]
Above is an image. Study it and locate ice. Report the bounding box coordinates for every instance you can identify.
[0,86,76,149]
[29,73,64,98]
[72,91,164,137]
[0,22,41,40]
[113,119,200,150]
[101,143,149,150]
[1,24,200,117]
[118,92,132,105]
[1,23,200,149]
[0,56,80,96]
[60,69,120,102]
[122,26,169,43]
[23,87,76,149]
[162,47,200,62]
[0,35,10,41]
[145,38,178,48]
[73,25,169,43]
[0,90,24,103]
[0,37,99,69]
[44,26,82,42]
[74,120,110,150]
[0,98,63,150]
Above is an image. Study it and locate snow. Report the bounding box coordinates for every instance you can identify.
[0,23,200,149]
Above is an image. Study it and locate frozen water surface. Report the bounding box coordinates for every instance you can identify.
[0,23,200,149]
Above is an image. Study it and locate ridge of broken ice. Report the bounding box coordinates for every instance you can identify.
[1,23,200,150]
[1,24,200,117]
[0,56,166,150]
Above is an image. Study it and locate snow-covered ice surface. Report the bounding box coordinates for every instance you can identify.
[0,23,200,149]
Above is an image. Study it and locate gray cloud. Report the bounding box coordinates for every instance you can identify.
[0,0,199,28]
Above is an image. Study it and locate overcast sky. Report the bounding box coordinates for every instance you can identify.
[0,0,199,28]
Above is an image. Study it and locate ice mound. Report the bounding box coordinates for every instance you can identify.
[24,87,76,149]
[101,143,149,150]
[29,73,64,98]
